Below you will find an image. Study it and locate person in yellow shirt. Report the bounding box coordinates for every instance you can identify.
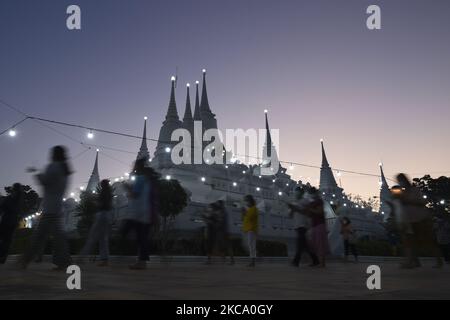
[242,195,258,267]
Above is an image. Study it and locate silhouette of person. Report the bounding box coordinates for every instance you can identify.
[80,179,114,266]
[242,195,258,267]
[123,159,159,270]
[391,173,443,269]
[215,200,234,265]
[340,217,358,262]
[0,183,24,263]
[20,146,72,270]
[287,186,319,267]
[300,187,330,268]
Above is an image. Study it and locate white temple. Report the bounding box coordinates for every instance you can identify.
[61,70,387,254]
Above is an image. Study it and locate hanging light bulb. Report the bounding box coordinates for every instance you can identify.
[8,129,16,137]
[87,131,94,139]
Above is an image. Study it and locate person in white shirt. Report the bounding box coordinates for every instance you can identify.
[288,186,319,267]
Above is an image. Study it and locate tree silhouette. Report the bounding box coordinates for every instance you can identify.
[413,175,450,215]
[4,184,40,217]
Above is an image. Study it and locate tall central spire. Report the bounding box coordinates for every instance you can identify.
[153,76,183,168]
[137,117,150,162]
[200,69,212,114]
[86,150,100,192]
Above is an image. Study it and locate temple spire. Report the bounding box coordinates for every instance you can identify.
[261,109,280,173]
[379,162,389,188]
[136,117,150,162]
[153,76,183,168]
[319,139,338,190]
[379,162,392,219]
[200,69,212,114]
[86,150,100,192]
[183,84,193,122]
[193,81,201,121]
[321,139,330,168]
[165,76,179,121]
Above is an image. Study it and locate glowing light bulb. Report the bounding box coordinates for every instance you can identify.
[201,177,206,182]
[131,176,136,181]
[196,80,199,84]
[278,191,282,196]
[171,76,176,81]
[144,116,148,120]
[202,69,206,73]
[264,109,268,114]
[165,147,171,153]
[87,131,94,139]
[256,187,260,191]
[166,175,171,180]
[70,192,75,197]
[232,182,237,187]
[96,149,100,152]
[186,83,190,87]
[8,129,16,137]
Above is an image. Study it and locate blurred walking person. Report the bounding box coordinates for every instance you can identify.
[0,183,24,264]
[304,187,329,268]
[287,186,319,267]
[21,146,72,270]
[202,202,220,264]
[433,214,450,264]
[340,217,358,262]
[391,173,443,269]
[123,159,159,270]
[215,200,234,265]
[79,179,114,266]
[241,195,258,267]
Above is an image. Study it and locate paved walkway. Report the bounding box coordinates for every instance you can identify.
[1,257,449,299]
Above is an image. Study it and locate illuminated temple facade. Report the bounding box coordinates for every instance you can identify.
[61,70,387,254]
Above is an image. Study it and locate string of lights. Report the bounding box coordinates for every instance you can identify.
[0,97,404,182]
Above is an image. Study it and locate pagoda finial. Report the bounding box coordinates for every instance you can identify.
[200,69,212,114]
[86,151,100,192]
[137,117,150,162]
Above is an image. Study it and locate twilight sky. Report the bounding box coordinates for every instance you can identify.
[1,0,449,200]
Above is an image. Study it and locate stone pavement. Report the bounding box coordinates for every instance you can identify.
[0,256,449,299]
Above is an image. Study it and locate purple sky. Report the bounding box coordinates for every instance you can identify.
[1,0,450,199]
